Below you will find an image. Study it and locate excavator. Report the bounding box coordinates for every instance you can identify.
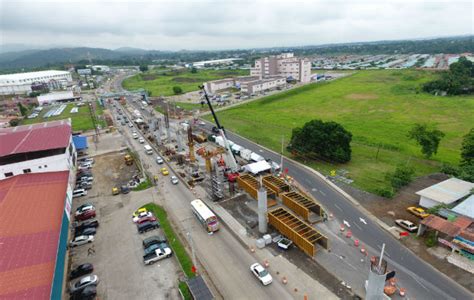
[199,85,240,182]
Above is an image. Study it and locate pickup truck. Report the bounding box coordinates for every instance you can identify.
[143,247,172,265]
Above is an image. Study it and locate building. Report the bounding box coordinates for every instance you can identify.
[77,68,92,76]
[0,70,72,95]
[415,178,474,208]
[0,171,72,299]
[0,119,77,180]
[452,195,474,220]
[37,91,80,105]
[190,58,242,68]
[251,53,312,83]
[204,78,236,94]
[240,76,286,95]
[91,65,110,72]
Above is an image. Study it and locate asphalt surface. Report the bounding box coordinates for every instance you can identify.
[199,121,473,300]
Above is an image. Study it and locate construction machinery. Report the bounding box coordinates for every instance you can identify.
[124,154,134,166]
[187,126,196,163]
[199,85,239,181]
[196,146,226,173]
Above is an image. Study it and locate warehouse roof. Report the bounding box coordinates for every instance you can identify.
[415,178,474,205]
[0,70,70,83]
[0,171,69,299]
[0,120,71,157]
[452,195,474,219]
[37,91,76,103]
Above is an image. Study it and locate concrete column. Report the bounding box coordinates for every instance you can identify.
[258,186,268,234]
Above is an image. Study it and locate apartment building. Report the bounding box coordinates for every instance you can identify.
[251,53,312,83]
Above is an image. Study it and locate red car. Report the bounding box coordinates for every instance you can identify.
[76,210,96,221]
[137,216,157,224]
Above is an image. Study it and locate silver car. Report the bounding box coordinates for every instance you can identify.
[170,176,179,185]
[70,235,94,247]
[69,275,99,294]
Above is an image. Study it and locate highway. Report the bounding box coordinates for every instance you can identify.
[109,98,293,299]
[199,121,473,300]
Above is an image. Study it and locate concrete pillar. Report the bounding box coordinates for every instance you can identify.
[258,186,267,234]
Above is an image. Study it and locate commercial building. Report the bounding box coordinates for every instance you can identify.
[0,119,77,180]
[240,76,286,95]
[37,91,80,105]
[189,58,242,68]
[0,70,72,95]
[251,53,312,83]
[416,178,474,208]
[91,65,110,72]
[204,78,235,94]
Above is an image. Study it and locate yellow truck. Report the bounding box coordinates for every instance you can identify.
[124,154,133,166]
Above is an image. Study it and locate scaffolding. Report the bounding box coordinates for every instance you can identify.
[236,174,277,207]
[262,175,290,196]
[268,207,328,257]
[281,191,325,223]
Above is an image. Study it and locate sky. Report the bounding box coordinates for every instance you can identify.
[0,0,472,51]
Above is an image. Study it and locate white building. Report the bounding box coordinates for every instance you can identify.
[251,53,312,83]
[190,58,242,68]
[203,76,259,94]
[0,119,76,180]
[0,70,72,95]
[37,91,79,105]
[91,65,110,72]
[416,178,474,208]
[240,76,286,95]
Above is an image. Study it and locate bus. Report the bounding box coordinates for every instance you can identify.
[190,199,219,233]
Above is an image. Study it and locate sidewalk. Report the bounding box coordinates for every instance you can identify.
[194,186,339,300]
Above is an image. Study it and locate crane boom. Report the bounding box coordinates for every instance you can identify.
[199,86,239,172]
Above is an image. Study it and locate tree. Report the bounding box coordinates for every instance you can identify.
[287,119,352,163]
[386,165,415,190]
[408,123,445,158]
[139,65,149,72]
[17,103,28,116]
[460,128,474,166]
[172,86,183,95]
[9,118,20,127]
[190,67,198,73]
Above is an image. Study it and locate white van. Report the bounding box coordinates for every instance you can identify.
[144,145,153,155]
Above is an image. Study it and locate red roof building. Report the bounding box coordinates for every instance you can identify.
[0,120,71,157]
[0,171,70,299]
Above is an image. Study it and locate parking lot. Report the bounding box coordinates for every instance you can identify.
[69,151,180,300]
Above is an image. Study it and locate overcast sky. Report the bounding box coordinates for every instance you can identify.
[0,0,472,51]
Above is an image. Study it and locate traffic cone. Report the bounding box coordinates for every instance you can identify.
[354,239,359,247]
[346,230,352,238]
[282,277,288,284]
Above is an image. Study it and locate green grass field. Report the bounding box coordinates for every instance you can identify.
[123,68,248,96]
[208,70,474,194]
[21,102,105,131]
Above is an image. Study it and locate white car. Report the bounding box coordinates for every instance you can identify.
[138,137,145,144]
[128,123,133,128]
[132,211,154,223]
[132,133,139,139]
[395,219,418,232]
[143,247,173,265]
[70,235,94,247]
[156,156,164,164]
[73,189,87,198]
[277,237,293,250]
[250,263,272,285]
[170,176,179,185]
[75,204,95,216]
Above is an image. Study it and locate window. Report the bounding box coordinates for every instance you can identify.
[44,165,48,168]
[4,172,13,177]
[38,166,42,169]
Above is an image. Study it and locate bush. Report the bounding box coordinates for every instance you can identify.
[440,163,459,176]
[425,231,437,248]
[9,118,20,127]
[386,165,415,190]
[374,188,394,198]
[178,281,192,300]
[172,86,183,94]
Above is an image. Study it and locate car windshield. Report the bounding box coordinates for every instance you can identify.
[259,269,269,277]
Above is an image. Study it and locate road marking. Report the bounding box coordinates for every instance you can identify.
[354,222,362,230]
[334,204,343,211]
[319,190,326,196]
[359,217,367,225]
[343,220,351,228]
[311,188,317,192]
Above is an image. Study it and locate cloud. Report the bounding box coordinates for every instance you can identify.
[0,0,472,50]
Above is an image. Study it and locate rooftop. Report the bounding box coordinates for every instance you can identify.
[0,70,70,82]
[421,215,472,237]
[452,194,474,219]
[0,120,71,157]
[37,91,75,102]
[0,171,69,299]
[415,178,474,205]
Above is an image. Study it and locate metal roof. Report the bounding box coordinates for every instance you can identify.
[0,120,71,157]
[0,70,70,83]
[186,276,213,300]
[72,135,88,150]
[416,178,474,204]
[452,195,474,219]
[0,171,69,299]
[420,215,472,237]
[37,91,75,103]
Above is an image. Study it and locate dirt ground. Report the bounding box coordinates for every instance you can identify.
[220,194,358,299]
[335,173,474,293]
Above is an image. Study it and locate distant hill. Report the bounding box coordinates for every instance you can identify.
[114,47,149,55]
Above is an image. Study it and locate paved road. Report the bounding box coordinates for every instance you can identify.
[111,102,293,300]
[199,121,472,300]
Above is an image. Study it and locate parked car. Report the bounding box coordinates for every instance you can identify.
[143,235,167,249]
[76,181,93,190]
[137,221,159,234]
[69,275,99,294]
[76,210,96,221]
[277,238,293,250]
[75,204,95,216]
[170,176,179,185]
[74,219,99,230]
[73,189,87,198]
[78,164,92,171]
[78,175,94,182]
[137,216,157,224]
[69,263,94,280]
[395,219,418,232]
[144,241,168,255]
[132,132,139,139]
[133,211,154,223]
[70,235,94,247]
[161,167,169,176]
[76,170,92,177]
[78,157,94,164]
[70,285,97,300]
[112,187,119,195]
[121,185,130,194]
[138,137,145,144]
[74,227,97,237]
[250,263,272,285]
[132,208,148,217]
[406,206,430,218]
[128,123,133,128]
[143,247,172,265]
[156,156,164,164]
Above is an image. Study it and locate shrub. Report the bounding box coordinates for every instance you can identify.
[374,188,394,198]
[172,86,183,94]
[425,231,437,248]
[386,165,415,190]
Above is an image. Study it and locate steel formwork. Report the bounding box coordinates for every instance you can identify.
[262,175,290,196]
[268,207,328,257]
[281,191,324,223]
[237,174,277,206]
